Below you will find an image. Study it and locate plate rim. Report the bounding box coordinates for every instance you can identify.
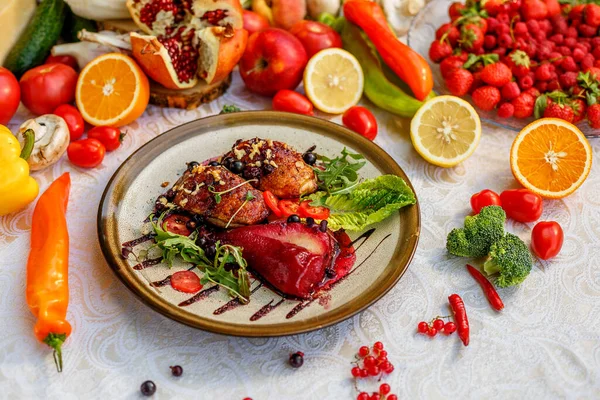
[97,111,421,337]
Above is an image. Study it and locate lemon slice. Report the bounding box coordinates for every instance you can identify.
[303,48,364,114]
[410,96,482,167]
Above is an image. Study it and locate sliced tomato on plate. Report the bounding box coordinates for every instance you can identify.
[162,214,193,236]
[279,200,301,217]
[170,271,203,293]
[263,190,284,217]
[298,200,330,220]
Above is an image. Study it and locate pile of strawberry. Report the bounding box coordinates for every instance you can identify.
[428,0,600,128]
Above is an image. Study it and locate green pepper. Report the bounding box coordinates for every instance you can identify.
[339,20,434,118]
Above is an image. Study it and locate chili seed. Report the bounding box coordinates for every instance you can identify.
[319,220,328,232]
[289,352,304,368]
[140,380,156,396]
[170,365,183,377]
[287,214,300,223]
[302,152,317,165]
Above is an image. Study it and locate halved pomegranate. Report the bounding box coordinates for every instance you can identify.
[197,26,248,84]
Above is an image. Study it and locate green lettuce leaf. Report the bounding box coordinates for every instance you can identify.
[309,175,416,231]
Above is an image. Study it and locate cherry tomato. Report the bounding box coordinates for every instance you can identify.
[0,67,20,125]
[242,10,270,36]
[170,271,203,293]
[298,200,330,220]
[531,221,563,260]
[162,214,193,236]
[278,199,300,217]
[272,90,314,115]
[342,106,378,140]
[45,54,79,71]
[20,63,78,115]
[88,126,125,151]
[289,20,343,58]
[470,189,502,214]
[67,138,106,168]
[500,189,543,223]
[263,190,283,217]
[53,104,85,141]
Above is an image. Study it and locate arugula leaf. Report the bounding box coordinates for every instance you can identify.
[314,148,366,195]
[309,175,416,231]
[220,105,241,114]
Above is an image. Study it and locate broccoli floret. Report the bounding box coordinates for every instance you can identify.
[446,205,506,258]
[484,233,532,287]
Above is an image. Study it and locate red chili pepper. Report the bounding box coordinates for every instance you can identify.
[343,0,433,101]
[466,264,504,311]
[448,294,469,346]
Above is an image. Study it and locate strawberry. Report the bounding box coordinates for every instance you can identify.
[445,69,474,96]
[469,71,485,94]
[472,86,501,111]
[572,98,587,123]
[441,55,467,79]
[481,62,513,87]
[429,40,453,63]
[543,102,575,122]
[501,81,521,100]
[436,23,460,46]
[483,0,507,16]
[449,2,466,20]
[484,35,497,50]
[505,50,530,78]
[460,24,484,52]
[544,0,561,17]
[585,67,600,80]
[587,103,600,128]
[525,87,541,99]
[512,93,535,118]
[497,102,515,118]
[584,4,600,27]
[522,0,548,21]
[569,4,586,22]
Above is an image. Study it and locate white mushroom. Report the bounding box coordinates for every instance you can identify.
[307,0,341,19]
[18,115,70,171]
[377,0,426,36]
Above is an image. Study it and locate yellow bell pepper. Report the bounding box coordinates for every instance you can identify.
[0,124,39,216]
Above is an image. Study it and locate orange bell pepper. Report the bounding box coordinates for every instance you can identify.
[343,0,434,101]
[26,172,71,372]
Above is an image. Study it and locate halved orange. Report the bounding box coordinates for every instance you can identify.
[76,53,150,127]
[510,118,592,199]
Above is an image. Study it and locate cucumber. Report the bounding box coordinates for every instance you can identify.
[3,0,67,78]
[62,7,97,43]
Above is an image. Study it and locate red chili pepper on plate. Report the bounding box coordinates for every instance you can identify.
[448,294,469,346]
[466,264,504,311]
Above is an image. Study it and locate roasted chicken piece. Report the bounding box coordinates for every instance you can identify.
[171,165,269,228]
[222,138,318,199]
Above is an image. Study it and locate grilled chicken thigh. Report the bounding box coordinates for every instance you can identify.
[222,138,318,199]
[171,165,269,227]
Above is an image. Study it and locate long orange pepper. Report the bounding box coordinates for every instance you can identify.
[343,0,434,101]
[26,172,71,372]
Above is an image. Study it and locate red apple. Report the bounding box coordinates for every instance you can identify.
[289,20,343,58]
[243,10,270,36]
[239,28,308,96]
[252,0,306,30]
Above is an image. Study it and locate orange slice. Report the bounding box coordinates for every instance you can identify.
[76,53,150,127]
[510,118,592,199]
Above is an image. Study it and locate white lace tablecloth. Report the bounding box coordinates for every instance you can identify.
[1,73,599,400]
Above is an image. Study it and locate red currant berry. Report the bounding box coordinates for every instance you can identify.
[358,346,370,357]
[377,350,387,359]
[364,356,376,368]
[427,327,438,337]
[373,341,384,351]
[417,321,429,333]
[384,364,395,374]
[379,383,391,395]
[368,366,380,376]
[388,395,398,400]
[360,368,369,378]
[243,398,253,400]
[443,322,457,334]
[357,393,369,400]
[377,356,388,364]
[351,366,361,377]
[369,395,380,400]
[379,361,391,371]
[433,319,445,330]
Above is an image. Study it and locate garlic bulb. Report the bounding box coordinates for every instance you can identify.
[18,115,70,171]
[65,0,131,21]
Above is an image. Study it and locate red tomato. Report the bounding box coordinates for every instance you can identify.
[162,214,193,236]
[170,270,203,293]
[289,20,343,58]
[67,138,106,168]
[470,189,502,214]
[45,54,79,71]
[272,90,314,115]
[243,10,270,36]
[20,63,78,115]
[298,201,330,220]
[88,126,125,151]
[531,221,563,260]
[54,104,85,141]
[278,199,300,217]
[263,190,283,217]
[0,67,20,125]
[342,106,378,140]
[500,189,543,223]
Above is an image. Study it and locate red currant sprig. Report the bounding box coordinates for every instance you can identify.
[356,383,398,400]
[417,315,456,337]
[351,342,395,379]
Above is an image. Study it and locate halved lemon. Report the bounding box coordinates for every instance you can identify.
[410,96,481,167]
[510,118,592,199]
[303,48,364,114]
[76,53,150,127]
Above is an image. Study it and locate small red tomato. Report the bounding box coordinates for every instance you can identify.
[242,10,270,36]
[470,189,502,214]
[342,106,378,140]
[67,138,106,168]
[0,67,20,125]
[263,190,283,217]
[88,126,125,151]
[298,200,330,220]
[531,221,563,260]
[162,214,193,236]
[500,189,543,222]
[45,54,79,71]
[54,104,85,141]
[170,271,203,293]
[278,199,300,217]
[20,63,78,115]
[289,20,343,58]
[272,90,314,115]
